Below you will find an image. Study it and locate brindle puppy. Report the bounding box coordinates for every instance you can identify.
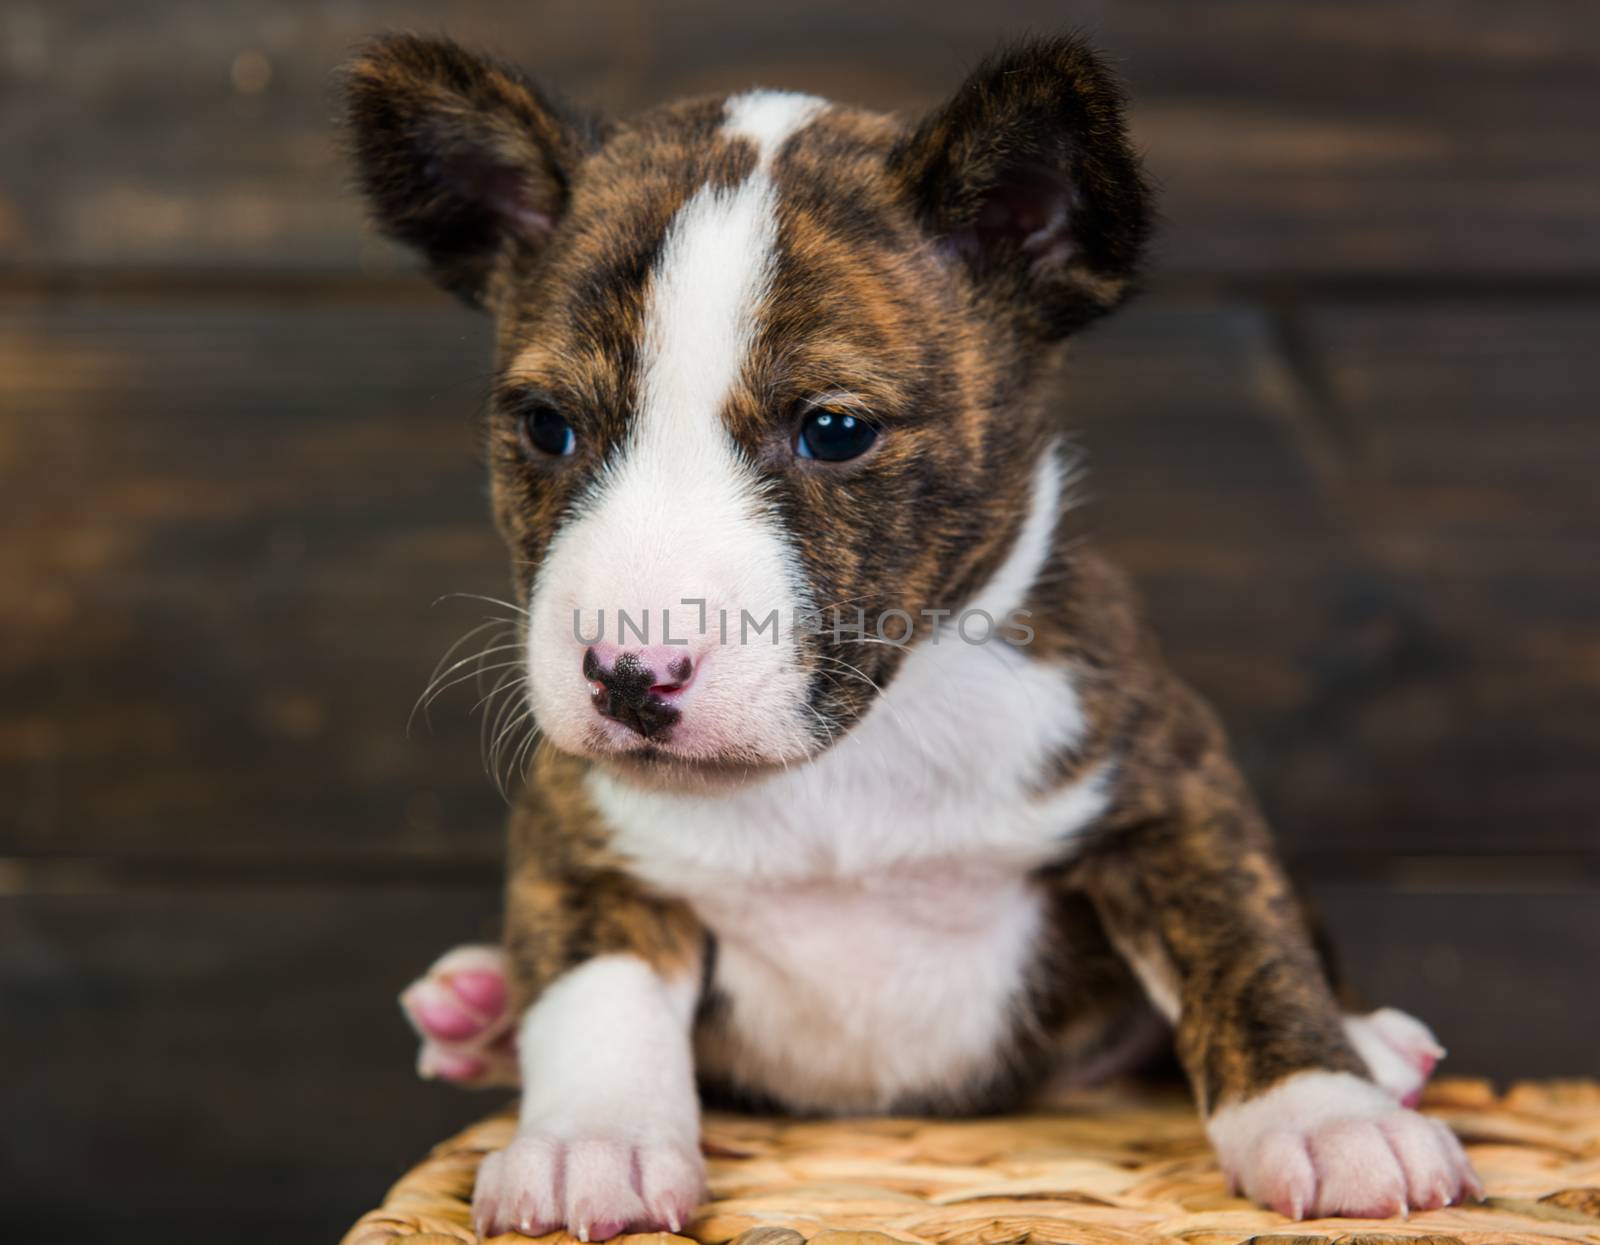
[345,33,1479,1239]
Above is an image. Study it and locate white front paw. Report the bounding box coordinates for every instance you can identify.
[473,1126,704,1241]
[1208,1071,1482,1219]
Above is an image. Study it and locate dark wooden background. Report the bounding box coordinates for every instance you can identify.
[2,2,1597,1239]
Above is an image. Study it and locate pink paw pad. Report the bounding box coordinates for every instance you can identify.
[406,982,486,1043]
[448,968,508,1015]
[400,943,519,1088]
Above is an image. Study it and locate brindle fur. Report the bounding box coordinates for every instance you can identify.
[344,33,1368,1121]
[1027,550,1366,1114]
[502,748,703,1014]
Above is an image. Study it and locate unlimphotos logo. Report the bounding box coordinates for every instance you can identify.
[572,600,1034,648]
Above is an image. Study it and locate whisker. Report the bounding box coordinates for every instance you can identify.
[410,596,544,799]
[812,653,935,764]
[428,661,523,722]
[803,589,888,614]
[797,698,839,750]
[835,635,917,651]
[409,621,519,735]
[489,705,533,799]
[416,647,525,714]
[418,618,508,688]
[469,663,527,715]
[509,717,545,788]
[433,591,530,618]
[482,673,526,768]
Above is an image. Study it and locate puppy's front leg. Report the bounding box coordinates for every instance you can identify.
[474,811,705,1240]
[1079,726,1480,1219]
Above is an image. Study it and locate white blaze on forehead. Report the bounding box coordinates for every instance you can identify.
[631,91,825,471]
[523,90,827,761]
[723,90,827,163]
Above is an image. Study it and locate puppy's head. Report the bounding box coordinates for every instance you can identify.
[345,34,1150,787]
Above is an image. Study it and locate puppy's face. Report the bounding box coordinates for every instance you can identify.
[346,37,1149,785]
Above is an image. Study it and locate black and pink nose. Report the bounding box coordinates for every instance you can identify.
[582,644,696,738]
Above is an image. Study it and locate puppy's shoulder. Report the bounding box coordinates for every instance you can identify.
[1026,542,1241,825]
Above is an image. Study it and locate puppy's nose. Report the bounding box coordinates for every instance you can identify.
[582,644,695,738]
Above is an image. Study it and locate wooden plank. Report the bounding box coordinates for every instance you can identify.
[1067,299,1600,856]
[0,885,505,1239]
[1265,302,1600,855]
[1060,298,1362,731]
[1064,300,1503,856]
[0,296,512,859]
[6,295,1597,860]
[1,882,1592,1242]
[0,1,1595,277]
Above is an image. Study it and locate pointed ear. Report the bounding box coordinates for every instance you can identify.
[889,36,1153,339]
[341,34,606,305]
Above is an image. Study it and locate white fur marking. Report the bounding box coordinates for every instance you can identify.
[1106,935,1181,1022]
[473,955,704,1237]
[516,953,698,1132]
[525,94,827,763]
[723,91,827,165]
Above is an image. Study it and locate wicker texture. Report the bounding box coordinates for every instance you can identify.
[344,1079,1600,1245]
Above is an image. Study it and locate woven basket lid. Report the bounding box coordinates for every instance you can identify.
[343,1079,1600,1245]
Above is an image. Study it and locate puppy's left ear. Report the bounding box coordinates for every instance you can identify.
[890,36,1153,338]
[341,34,606,305]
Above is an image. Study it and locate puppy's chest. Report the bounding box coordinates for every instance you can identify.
[587,642,1112,1111]
[681,863,1048,1113]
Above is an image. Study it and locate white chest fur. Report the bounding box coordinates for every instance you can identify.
[588,664,1107,1111]
[691,862,1046,1111]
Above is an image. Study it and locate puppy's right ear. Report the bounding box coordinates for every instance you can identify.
[341,34,605,305]
[889,36,1151,340]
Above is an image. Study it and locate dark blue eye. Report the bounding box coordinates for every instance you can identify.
[796,408,878,462]
[522,405,576,457]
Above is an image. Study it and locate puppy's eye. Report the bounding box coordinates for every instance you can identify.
[519,405,576,457]
[796,408,878,463]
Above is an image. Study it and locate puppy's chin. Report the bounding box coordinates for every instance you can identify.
[587,744,794,795]
[523,678,838,793]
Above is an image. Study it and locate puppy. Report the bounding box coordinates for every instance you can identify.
[344,33,1480,1239]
